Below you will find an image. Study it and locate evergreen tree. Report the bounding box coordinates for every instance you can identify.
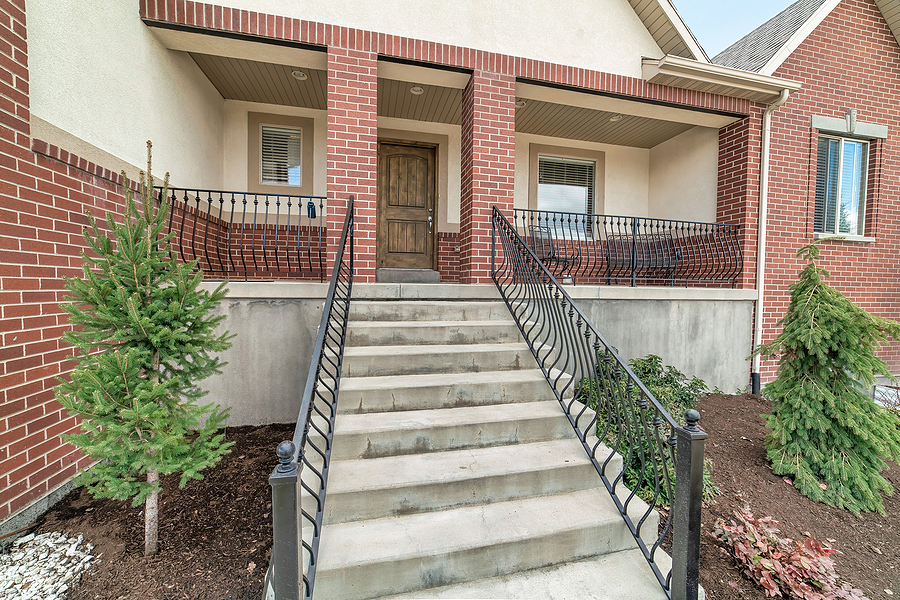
[55,142,234,555]
[755,239,900,515]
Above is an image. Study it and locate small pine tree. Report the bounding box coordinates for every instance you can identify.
[754,239,900,515]
[55,142,234,555]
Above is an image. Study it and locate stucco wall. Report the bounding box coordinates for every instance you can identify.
[215,0,662,79]
[222,100,328,195]
[515,133,650,217]
[28,0,225,188]
[648,126,718,222]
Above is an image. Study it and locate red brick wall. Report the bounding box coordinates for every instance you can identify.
[756,0,900,381]
[437,232,460,283]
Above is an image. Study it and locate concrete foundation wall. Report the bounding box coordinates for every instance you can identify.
[201,283,755,425]
[568,287,755,393]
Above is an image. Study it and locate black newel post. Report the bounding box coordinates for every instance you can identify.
[671,409,707,600]
[266,440,301,600]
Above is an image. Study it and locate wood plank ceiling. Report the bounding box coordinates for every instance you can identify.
[190,53,697,148]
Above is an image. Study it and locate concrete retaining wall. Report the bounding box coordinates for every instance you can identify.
[201,282,756,425]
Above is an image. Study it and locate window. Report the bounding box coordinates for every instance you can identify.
[537,155,595,238]
[814,136,868,236]
[260,125,302,186]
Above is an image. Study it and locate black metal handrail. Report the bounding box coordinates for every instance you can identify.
[492,206,706,600]
[264,197,355,600]
[513,208,742,287]
[156,187,327,281]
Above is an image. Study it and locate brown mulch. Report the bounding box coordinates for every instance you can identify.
[32,423,293,600]
[699,393,900,600]
[13,397,900,599]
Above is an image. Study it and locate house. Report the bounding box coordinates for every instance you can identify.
[0,0,802,586]
[713,0,900,391]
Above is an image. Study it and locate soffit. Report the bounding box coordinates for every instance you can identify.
[516,99,694,148]
[627,0,707,61]
[191,53,327,109]
[378,79,462,124]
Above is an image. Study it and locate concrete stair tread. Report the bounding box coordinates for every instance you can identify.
[317,487,630,571]
[334,400,564,437]
[348,300,509,322]
[349,319,515,327]
[344,342,531,357]
[327,438,592,495]
[339,369,549,393]
[380,548,670,599]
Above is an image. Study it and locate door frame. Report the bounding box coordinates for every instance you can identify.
[376,138,439,271]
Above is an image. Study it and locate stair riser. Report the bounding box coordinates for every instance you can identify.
[349,301,512,322]
[328,415,575,461]
[337,377,558,413]
[343,347,534,377]
[324,462,598,524]
[347,323,523,346]
[314,519,639,600]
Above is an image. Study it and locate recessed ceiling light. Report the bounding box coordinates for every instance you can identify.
[515,99,527,108]
[410,86,425,95]
[609,114,623,122]
[291,70,308,81]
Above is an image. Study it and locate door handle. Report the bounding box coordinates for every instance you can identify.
[428,215,433,234]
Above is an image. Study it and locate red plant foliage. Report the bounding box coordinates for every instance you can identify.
[712,509,869,599]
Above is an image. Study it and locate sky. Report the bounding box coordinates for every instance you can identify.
[671,0,797,58]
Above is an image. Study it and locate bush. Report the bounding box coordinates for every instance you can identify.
[576,354,720,505]
[713,509,868,599]
[753,240,900,515]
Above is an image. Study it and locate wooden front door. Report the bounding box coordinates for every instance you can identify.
[377,142,436,270]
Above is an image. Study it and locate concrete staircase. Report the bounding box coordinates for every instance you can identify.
[313,297,668,600]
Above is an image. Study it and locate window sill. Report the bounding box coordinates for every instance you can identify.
[812,232,876,243]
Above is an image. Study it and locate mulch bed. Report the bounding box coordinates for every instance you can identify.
[699,393,900,600]
[32,423,293,600]
[12,396,900,599]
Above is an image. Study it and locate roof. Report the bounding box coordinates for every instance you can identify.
[712,0,830,73]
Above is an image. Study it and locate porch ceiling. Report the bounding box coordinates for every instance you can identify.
[516,99,694,148]
[190,53,327,109]
[189,52,703,148]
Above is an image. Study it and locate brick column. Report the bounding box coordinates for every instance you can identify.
[716,106,762,290]
[326,45,377,282]
[459,70,516,284]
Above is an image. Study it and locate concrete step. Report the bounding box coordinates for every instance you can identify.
[336,369,571,414]
[349,300,512,323]
[324,438,601,524]
[347,319,523,346]
[382,548,670,599]
[314,487,638,600]
[329,400,573,460]
[342,342,536,377]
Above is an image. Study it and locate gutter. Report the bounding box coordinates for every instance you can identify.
[751,88,792,395]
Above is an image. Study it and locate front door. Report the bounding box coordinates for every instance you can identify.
[377,142,436,270]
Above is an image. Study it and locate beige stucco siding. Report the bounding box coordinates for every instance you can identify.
[29,0,225,188]
[216,0,663,79]
[514,133,650,217]
[648,126,718,223]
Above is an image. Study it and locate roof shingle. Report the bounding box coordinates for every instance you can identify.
[712,0,829,72]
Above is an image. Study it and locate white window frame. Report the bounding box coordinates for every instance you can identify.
[260,124,303,187]
[814,135,869,237]
[536,154,596,240]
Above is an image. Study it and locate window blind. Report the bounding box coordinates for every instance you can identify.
[537,156,594,215]
[261,125,302,186]
[814,136,868,236]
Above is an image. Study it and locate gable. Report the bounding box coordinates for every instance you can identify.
[214,0,704,78]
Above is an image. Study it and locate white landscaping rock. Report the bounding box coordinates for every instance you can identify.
[0,532,97,599]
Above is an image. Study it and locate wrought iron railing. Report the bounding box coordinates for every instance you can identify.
[264,197,354,600]
[513,208,742,287]
[492,206,706,600]
[156,187,327,281]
